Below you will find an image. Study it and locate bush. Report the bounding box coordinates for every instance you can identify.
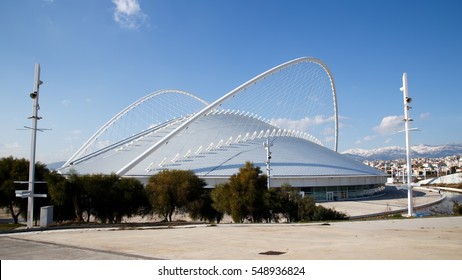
[453,200,462,215]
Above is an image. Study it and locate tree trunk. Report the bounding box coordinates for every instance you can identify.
[72,196,83,222]
[8,203,20,224]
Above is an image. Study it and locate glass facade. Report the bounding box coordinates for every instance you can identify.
[300,184,385,201]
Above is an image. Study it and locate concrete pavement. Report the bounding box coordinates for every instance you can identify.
[1,216,461,259]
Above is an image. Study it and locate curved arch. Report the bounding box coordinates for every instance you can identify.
[62,89,208,168]
[116,57,338,175]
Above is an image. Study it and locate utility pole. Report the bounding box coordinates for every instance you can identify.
[15,64,47,228]
[400,73,414,217]
[264,138,273,189]
[27,64,42,228]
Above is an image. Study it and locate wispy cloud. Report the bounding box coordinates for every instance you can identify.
[65,129,83,141]
[355,135,376,145]
[112,0,147,29]
[270,115,335,131]
[373,115,404,135]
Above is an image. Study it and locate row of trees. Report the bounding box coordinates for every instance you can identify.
[0,157,49,223]
[211,162,347,223]
[1,157,347,224]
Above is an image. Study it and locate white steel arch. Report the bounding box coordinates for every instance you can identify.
[116,57,338,176]
[62,89,208,168]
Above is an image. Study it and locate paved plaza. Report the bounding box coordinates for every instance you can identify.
[1,216,461,260]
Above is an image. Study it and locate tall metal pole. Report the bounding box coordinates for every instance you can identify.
[27,64,42,228]
[401,73,413,216]
[264,138,273,189]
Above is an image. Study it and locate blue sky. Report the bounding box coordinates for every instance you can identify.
[1,0,461,164]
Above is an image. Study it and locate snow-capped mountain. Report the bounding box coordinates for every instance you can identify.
[342,144,462,161]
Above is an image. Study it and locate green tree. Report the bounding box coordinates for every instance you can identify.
[210,183,231,219]
[188,189,223,223]
[146,169,206,222]
[297,195,318,221]
[46,170,79,222]
[268,184,300,222]
[46,171,97,223]
[0,157,49,224]
[311,204,348,221]
[110,177,150,223]
[81,173,119,223]
[79,174,149,223]
[211,162,268,223]
[269,183,347,222]
[48,172,150,223]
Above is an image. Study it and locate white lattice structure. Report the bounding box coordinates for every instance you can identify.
[59,58,386,201]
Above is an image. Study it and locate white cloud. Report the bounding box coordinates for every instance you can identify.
[324,136,335,143]
[4,142,21,149]
[355,135,376,145]
[112,0,147,29]
[363,135,376,141]
[373,115,404,135]
[270,115,335,131]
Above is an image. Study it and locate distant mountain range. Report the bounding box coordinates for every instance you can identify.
[342,144,462,161]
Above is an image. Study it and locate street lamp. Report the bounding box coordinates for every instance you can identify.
[400,73,414,217]
[263,138,273,189]
[15,64,47,228]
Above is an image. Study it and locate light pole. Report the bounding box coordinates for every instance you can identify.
[27,64,43,228]
[15,64,47,228]
[264,138,273,189]
[400,73,414,217]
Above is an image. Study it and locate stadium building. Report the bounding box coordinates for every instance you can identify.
[59,57,387,201]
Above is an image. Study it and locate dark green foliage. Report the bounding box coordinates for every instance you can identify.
[188,190,223,223]
[113,177,151,221]
[1,157,348,225]
[453,200,462,215]
[45,171,76,222]
[211,162,269,223]
[47,172,149,223]
[146,169,206,222]
[211,167,348,223]
[269,184,301,222]
[0,157,50,224]
[210,183,230,219]
[309,204,348,221]
[269,185,347,222]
